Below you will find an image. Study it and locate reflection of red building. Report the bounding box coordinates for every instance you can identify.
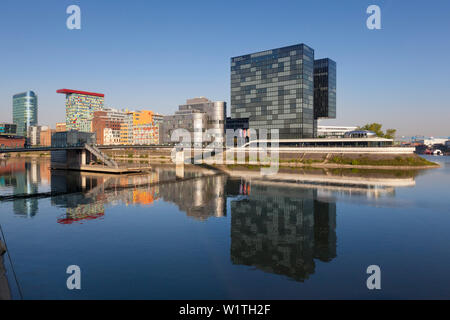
[58,212,105,224]
[0,136,25,148]
[57,203,105,224]
[39,160,51,185]
[0,160,26,175]
[57,212,104,224]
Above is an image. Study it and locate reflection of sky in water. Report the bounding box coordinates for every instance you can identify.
[0,156,449,299]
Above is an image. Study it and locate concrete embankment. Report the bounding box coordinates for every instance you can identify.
[230,152,439,170]
[89,149,442,170]
[128,150,439,170]
[0,240,11,300]
[1,152,50,159]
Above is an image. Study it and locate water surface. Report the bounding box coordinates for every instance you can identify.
[0,156,449,299]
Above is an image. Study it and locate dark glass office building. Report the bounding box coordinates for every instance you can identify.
[231,44,336,139]
[225,117,249,131]
[314,58,336,119]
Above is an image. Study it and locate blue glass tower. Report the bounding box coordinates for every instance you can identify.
[13,91,38,137]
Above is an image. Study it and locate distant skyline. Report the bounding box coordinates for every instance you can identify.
[1,0,450,136]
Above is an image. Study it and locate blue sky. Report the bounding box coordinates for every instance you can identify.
[1,0,449,136]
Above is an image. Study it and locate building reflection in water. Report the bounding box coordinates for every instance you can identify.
[48,166,227,223]
[0,159,51,217]
[228,180,336,282]
[1,159,423,283]
[50,170,161,224]
[157,168,227,220]
[51,171,105,224]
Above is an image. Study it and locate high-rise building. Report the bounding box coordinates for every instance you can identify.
[230,44,336,139]
[132,110,161,145]
[57,89,104,133]
[120,111,133,145]
[117,110,162,145]
[162,97,226,147]
[314,58,336,119]
[12,91,38,137]
[92,108,127,145]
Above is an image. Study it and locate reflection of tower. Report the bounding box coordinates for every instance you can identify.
[193,179,204,207]
[157,169,227,220]
[29,160,39,184]
[314,200,337,262]
[50,171,106,224]
[229,181,337,282]
[212,179,225,217]
[13,161,38,217]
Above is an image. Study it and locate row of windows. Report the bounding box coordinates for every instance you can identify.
[231,66,313,77]
[232,77,313,87]
[232,84,313,94]
[233,83,309,94]
[232,100,314,107]
[231,76,312,86]
[232,58,313,68]
[232,51,312,65]
[231,59,311,71]
[233,89,313,99]
[232,76,314,85]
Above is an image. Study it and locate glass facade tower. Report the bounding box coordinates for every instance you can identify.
[231,44,315,139]
[12,91,38,137]
[314,58,336,119]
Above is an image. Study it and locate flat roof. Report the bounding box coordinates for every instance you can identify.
[231,43,312,60]
[317,126,358,129]
[56,89,104,97]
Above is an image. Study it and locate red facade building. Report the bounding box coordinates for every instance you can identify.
[0,136,25,148]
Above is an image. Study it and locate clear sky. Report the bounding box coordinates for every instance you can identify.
[1,0,449,137]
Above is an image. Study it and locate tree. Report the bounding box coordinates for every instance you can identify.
[359,123,396,139]
[384,129,397,139]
